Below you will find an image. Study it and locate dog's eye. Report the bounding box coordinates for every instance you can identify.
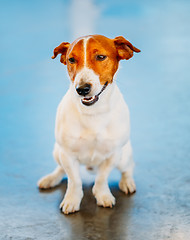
[68,57,76,64]
[96,55,107,61]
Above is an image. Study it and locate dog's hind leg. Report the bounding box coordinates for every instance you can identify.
[37,143,65,189]
[117,141,136,194]
[38,165,65,189]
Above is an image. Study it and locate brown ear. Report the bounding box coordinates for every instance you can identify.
[51,42,70,65]
[113,36,140,60]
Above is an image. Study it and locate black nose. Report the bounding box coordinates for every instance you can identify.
[76,83,91,96]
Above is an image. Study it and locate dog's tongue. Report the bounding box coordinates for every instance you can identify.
[81,95,99,106]
[84,97,92,101]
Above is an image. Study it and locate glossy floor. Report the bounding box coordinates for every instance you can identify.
[1,0,190,239]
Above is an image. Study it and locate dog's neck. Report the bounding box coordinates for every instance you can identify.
[69,81,118,116]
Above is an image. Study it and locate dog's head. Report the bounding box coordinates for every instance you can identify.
[52,35,140,106]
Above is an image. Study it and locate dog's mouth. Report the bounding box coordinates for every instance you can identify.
[81,82,108,106]
[81,95,99,106]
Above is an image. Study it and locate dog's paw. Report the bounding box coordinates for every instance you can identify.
[119,176,136,194]
[38,174,60,189]
[60,191,83,214]
[96,193,116,208]
[93,187,115,208]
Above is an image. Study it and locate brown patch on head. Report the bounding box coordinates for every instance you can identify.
[86,35,119,85]
[85,35,140,85]
[51,38,85,82]
[52,35,140,85]
[66,39,84,82]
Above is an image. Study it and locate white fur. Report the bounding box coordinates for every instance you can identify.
[83,36,90,67]
[74,67,101,96]
[38,44,136,214]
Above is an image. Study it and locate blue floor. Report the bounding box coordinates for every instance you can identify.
[1,0,190,239]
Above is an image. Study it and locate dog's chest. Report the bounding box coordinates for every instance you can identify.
[67,126,109,162]
[57,114,127,165]
[55,86,129,165]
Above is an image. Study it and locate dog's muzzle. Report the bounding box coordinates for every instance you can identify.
[81,82,108,106]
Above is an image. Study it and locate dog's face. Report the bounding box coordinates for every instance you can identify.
[52,35,140,106]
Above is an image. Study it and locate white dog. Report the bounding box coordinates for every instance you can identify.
[38,35,140,214]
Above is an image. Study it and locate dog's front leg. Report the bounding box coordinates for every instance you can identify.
[59,150,83,214]
[92,154,118,208]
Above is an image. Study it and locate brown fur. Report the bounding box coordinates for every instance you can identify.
[52,35,140,85]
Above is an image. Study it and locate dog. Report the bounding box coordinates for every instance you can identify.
[38,35,140,214]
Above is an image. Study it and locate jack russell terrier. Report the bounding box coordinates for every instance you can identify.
[38,35,140,214]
